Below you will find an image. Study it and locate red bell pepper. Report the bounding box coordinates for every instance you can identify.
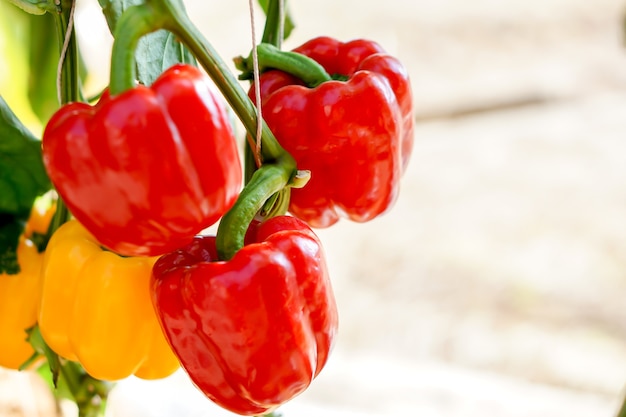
[151,215,338,416]
[250,36,414,228]
[42,64,242,256]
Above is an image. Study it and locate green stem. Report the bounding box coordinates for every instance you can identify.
[45,201,69,241]
[61,361,110,417]
[242,43,331,88]
[53,0,82,104]
[244,137,258,184]
[58,361,81,398]
[260,0,286,47]
[216,163,294,260]
[109,5,166,95]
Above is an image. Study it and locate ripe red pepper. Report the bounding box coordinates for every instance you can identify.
[250,36,414,228]
[42,64,242,256]
[151,216,338,416]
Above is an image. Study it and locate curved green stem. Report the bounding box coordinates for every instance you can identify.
[216,162,294,260]
[109,5,166,95]
[247,43,331,88]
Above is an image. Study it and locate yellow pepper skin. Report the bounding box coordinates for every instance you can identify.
[38,220,179,381]
[0,204,53,370]
[0,237,43,370]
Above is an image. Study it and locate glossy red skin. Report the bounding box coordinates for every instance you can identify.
[151,216,338,416]
[42,64,242,256]
[252,37,414,228]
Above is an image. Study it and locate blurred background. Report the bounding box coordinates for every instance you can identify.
[3,0,626,416]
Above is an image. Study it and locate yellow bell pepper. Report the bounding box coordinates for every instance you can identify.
[0,204,52,370]
[38,219,179,381]
[0,237,43,369]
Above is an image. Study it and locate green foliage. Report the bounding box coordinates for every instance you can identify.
[0,96,50,273]
[0,215,26,274]
[97,0,141,32]
[99,0,196,86]
[28,325,61,387]
[2,0,55,15]
[0,96,50,213]
[136,29,196,86]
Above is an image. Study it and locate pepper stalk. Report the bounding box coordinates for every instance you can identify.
[235,43,332,87]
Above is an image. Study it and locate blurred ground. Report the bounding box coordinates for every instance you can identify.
[4,0,626,416]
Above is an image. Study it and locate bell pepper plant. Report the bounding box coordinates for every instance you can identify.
[0,0,416,416]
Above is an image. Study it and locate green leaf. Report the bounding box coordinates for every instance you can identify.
[0,96,49,273]
[98,0,196,86]
[135,29,196,86]
[97,0,142,34]
[0,95,51,214]
[27,11,59,123]
[28,325,62,389]
[3,0,56,15]
[257,0,295,41]
[0,213,26,274]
